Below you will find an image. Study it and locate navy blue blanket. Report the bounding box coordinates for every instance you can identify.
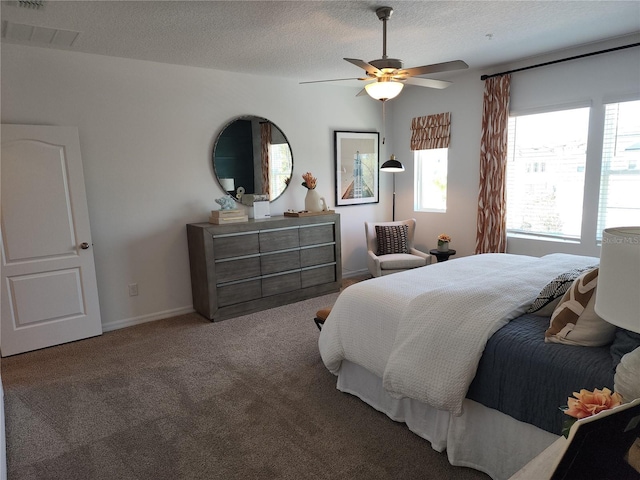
[467,314,616,435]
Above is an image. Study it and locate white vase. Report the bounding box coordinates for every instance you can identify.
[304,188,325,213]
[437,242,449,252]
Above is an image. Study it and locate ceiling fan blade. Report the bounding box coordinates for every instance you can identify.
[344,58,381,76]
[300,77,364,84]
[401,60,469,78]
[356,88,369,97]
[403,77,452,89]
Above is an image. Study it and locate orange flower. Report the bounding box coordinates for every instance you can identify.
[564,388,623,419]
[437,233,451,243]
[301,172,317,189]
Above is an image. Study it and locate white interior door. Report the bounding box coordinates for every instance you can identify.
[1,125,102,357]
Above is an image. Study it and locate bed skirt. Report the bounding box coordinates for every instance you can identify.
[337,361,558,480]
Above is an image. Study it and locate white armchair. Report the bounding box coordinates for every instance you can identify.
[364,218,432,277]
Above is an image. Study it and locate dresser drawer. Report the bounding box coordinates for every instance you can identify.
[299,223,334,246]
[301,265,336,288]
[300,244,335,267]
[215,256,261,284]
[217,279,262,306]
[213,232,259,259]
[262,271,301,297]
[261,250,300,275]
[187,214,341,321]
[259,227,299,253]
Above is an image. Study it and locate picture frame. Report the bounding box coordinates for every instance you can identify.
[334,131,380,206]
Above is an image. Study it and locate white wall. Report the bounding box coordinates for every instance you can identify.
[2,36,638,329]
[388,73,484,257]
[1,44,387,330]
[388,34,640,259]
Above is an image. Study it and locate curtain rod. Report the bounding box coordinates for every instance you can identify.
[480,42,640,81]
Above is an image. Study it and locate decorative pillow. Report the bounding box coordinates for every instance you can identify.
[527,265,598,316]
[545,267,617,346]
[376,225,409,255]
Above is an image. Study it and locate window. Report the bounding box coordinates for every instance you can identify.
[414,148,448,212]
[268,143,292,199]
[506,107,590,240]
[597,100,640,239]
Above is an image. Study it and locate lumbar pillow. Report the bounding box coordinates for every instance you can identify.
[545,267,617,346]
[376,224,409,255]
[527,265,598,316]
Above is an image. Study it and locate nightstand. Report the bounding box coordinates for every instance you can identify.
[429,249,456,262]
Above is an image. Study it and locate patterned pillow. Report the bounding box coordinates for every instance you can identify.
[545,267,617,346]
[527,265,598,316]
[376,225,409,255]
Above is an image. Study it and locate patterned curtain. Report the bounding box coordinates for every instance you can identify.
[260,122,271,196]
[475,75,511,254]
[410,112,451,150]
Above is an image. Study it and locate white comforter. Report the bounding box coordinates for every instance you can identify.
[319,253,599,416]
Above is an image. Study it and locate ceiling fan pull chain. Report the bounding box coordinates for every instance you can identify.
[382,100,386,144]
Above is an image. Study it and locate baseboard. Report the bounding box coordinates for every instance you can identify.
[101,272,366,332]
[102,306,195,332]
[342,268,369,278]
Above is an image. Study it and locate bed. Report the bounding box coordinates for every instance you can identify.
[318,253,638,479]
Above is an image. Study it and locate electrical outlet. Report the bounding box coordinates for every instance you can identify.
[128,283,138,296]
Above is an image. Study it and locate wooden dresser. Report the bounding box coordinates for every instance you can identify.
[186,214,342,321]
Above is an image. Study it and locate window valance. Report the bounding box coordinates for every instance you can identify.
[410,112,451,150]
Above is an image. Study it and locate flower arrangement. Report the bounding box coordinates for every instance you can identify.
[560,387,623,438]
[437,234,451,247]
[302,172,317,190]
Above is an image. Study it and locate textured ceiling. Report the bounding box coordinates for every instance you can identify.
[2,0,639,83]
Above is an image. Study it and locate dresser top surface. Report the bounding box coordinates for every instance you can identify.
[188,213,340,232]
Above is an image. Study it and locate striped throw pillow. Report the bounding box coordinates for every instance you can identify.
[376,225,409,255]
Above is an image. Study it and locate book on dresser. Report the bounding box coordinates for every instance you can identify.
[209,209,248,224]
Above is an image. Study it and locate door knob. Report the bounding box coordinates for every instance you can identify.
[80,242,90,249]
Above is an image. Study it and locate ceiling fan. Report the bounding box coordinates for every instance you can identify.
[301,6,468,101]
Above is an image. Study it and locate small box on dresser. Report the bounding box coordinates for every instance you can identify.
[209,209,248,224]
[187,214,342,321]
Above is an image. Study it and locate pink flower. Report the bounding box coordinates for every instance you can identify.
[564,388,623,419]
[302,172,317,189]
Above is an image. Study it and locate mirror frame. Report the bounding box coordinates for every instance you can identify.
[212,115,294,203]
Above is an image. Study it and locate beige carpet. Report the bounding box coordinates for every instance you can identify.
[1,288,488,480]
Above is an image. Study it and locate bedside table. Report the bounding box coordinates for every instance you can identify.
[429,249,456,262]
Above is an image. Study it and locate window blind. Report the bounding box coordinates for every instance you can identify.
[410,112,451,150]
[596,100,640,240]
[505,107,590,240]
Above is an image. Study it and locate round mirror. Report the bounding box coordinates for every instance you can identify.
[212,116,293,203]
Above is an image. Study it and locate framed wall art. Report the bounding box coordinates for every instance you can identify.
[334,131,380,206]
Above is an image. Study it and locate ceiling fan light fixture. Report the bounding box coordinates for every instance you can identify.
[365,80,403,101]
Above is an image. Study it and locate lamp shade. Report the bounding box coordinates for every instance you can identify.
[219,178,235,192]
[594,227,640,333]
[380,155,405,172]
[365,80,403,101]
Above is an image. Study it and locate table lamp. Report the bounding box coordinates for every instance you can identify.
[595,227,640,401]
[219,178,235,194]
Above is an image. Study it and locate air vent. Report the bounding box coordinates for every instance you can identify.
[2,21,79,47]
[17,0,44,9]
